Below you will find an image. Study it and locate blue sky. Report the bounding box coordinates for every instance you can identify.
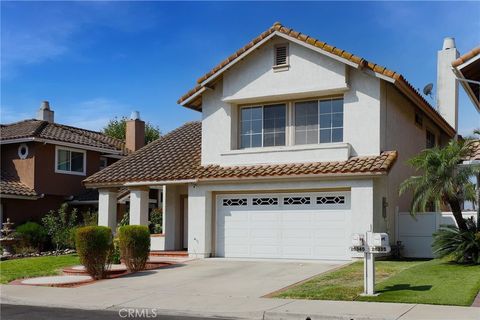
[1,1,479,135]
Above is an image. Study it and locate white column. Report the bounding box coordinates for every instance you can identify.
[187,184,212,258]
[98,188,117,231]
[164,185,178,250]
[129,187,149,225]
[351,180,374,258]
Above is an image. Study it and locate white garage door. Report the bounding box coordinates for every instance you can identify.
[216,192,351,260]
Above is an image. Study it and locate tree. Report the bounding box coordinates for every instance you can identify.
[102,117,160,144]
[400,139,479,232]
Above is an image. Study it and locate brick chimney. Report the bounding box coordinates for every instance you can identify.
[436,37,459,131]
[125,111,145,152]
[36,101,54,122]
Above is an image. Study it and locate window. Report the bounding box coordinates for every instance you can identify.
[415,111,423,127]
[295,98,343,144]
[99,157,108,170]
[55,146,86,175]
[426,130,436,149]
[274,44,288,67]
[240,104,286,148]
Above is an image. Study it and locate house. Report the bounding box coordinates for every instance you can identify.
[0,102,152,224]
[85,22,466,260]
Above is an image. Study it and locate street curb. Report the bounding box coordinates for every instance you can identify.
[263,311,399,320]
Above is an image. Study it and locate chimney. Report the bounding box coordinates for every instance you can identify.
[125,111,145,152]
[36,101,54,122]
[436,37,459,131]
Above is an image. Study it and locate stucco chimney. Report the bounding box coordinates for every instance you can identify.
[36,101,54,123]
[436,37,459,131]
[125,111,145,152]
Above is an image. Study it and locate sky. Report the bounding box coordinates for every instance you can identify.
[1,1,479,135]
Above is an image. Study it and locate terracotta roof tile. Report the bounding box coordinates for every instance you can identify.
[452,47,480,67]
[84,122,398,186]
[0,171,37,197]
[465,140,480,161]
[177,22,455,137]
[1,120,128,154]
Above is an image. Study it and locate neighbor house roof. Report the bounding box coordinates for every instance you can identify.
[0,119,128,154]
[0,170,37,198]
[84,122,398,187]
[177,22,455,137]
[452,46,480,111]
[465,140,480,162]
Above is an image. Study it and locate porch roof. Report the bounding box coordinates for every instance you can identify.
[84,122,398,188]
[0,170,38,198]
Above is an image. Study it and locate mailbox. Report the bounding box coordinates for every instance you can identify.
[352,233,365,247]
[372,233,389,247]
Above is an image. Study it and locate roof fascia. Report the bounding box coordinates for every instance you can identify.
[0,194,39,200]
[179,87,207,107]
[452,67,480,112]
[1,137,124,155]
[85,179,198,188]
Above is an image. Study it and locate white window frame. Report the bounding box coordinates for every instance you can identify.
[55,146,87,176]
[239,103,287,149]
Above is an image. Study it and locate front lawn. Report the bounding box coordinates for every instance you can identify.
[274,259,480,306]
[0,254,80,284]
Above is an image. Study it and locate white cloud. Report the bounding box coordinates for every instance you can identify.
[59,98,133,131]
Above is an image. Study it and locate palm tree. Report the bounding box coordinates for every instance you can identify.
[400,139,479,231]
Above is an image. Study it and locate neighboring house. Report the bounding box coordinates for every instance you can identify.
[85,22,475,261]
[0,102,150,224]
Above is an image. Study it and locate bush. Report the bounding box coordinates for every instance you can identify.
[118,225,150,272]
[75,226,113,279]
[118,211,129,228]
[42,203,78,250]
[149,208,162,234]
[15,222,47,251]
[82,210,98,226]
[432,218,480,264]
[110,238,121,264]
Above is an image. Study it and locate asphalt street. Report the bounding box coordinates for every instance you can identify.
[1,304,231,320]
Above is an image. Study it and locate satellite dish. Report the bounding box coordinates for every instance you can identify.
[423,83,434,97]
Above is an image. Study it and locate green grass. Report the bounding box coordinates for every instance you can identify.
[0,254,80,284]
[275,259,480,306]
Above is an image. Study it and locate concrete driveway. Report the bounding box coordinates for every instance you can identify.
[93,258,345,298]
[2,259,346,318]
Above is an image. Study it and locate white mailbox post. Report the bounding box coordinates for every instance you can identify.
[351,231,391,296]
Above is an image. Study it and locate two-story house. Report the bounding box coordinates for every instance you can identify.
[0,102,148,224]
[85,22,460,260]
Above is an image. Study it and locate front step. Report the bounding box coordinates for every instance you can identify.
[150,250,188,257]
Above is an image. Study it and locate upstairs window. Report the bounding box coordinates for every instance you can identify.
[426,130,436,149]
[56,146,86,175]
[240,104,286,149]
[274,44,288,67]
[99,156,108,170]
[295,98,344,144]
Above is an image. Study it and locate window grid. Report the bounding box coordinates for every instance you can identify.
[294,98,343,145]
[240,105,286,149]
[252,197,278,206]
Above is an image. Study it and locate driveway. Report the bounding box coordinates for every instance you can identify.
[2,259,345,317]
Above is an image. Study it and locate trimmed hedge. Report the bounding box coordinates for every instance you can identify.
[118,225,150,272]
[75,226,113,279]
[16,222,47,251]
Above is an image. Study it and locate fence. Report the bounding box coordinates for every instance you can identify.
[396,211,477,258]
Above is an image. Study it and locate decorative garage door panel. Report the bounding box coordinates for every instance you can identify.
[216,192,351,260]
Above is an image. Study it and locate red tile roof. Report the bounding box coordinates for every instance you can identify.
[1,120,128,154]
[452,47,480,67]
[177,22,455,137]
[84,122,398,187]
[0,171,37,198]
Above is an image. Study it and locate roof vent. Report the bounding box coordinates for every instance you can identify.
[36,100,54,123]
[274,44,288,66]
[442,37,456,50]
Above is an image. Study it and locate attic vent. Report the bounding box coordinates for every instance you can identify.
[274,44,288,67]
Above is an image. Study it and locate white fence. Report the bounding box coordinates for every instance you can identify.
[396,211,477,258]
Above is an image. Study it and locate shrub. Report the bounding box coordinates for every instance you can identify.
[42,203,78,250]
[432,218,480,264]
[15,222,47,251]
[118,211,129,228]
[110,238,121,264]
[75,226,113,279]
[82,210,98,226]
[149,208,162,234]
[118,225,150,272]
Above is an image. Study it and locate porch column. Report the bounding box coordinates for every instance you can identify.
[98,188,117,231]
[163,185,178,250]
[187,184,212,258]
[350,180,374,258]
[129,187,149,226]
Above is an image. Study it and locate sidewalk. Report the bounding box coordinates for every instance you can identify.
[1,284,478,320]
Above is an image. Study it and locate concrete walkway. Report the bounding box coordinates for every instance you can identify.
[1,259,478,320]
